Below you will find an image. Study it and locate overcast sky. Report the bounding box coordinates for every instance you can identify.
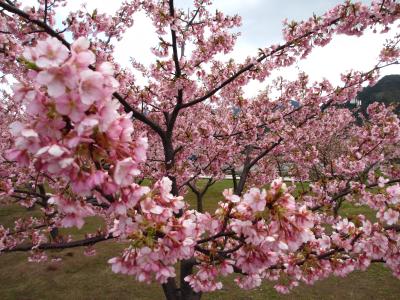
[23,0,400,96]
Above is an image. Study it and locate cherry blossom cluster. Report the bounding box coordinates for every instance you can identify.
[108,178,198,284]
[3,36,149,230]
[105,178,314,291]
[184,179,315,292]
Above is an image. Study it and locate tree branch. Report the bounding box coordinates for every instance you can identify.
[180,17,343,109]
[3,235,113,252]
[43,0,48,24]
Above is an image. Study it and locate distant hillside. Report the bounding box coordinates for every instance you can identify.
[356,74,400,114]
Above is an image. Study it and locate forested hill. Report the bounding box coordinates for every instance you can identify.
[357,74,400,113]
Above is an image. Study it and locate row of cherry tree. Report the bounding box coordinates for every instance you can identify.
[0,0,400,299]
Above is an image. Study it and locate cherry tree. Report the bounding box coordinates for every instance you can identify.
[1,0,400,299]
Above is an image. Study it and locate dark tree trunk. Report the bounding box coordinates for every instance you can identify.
[162,138,179,196]
[231,168,238,193]
[162,278,179,300]
[235,165,250,196]
[160,262,202,300]
[180,259,202,300]
[196,195,203,213]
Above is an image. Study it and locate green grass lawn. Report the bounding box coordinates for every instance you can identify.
[0,180,399,300]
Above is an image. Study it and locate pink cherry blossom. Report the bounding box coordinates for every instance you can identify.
[55,92,89,122]
[79,70,106,105]
[114,158,141,187]
[383,209,400,225]
[24,37,69,68]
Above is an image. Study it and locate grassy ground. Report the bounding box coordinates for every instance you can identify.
[0,180,399,299]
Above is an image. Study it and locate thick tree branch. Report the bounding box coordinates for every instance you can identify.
[168,0,181,78]
[43,0,48,24]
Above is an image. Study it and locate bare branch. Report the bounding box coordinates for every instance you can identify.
[3,235,113,252]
